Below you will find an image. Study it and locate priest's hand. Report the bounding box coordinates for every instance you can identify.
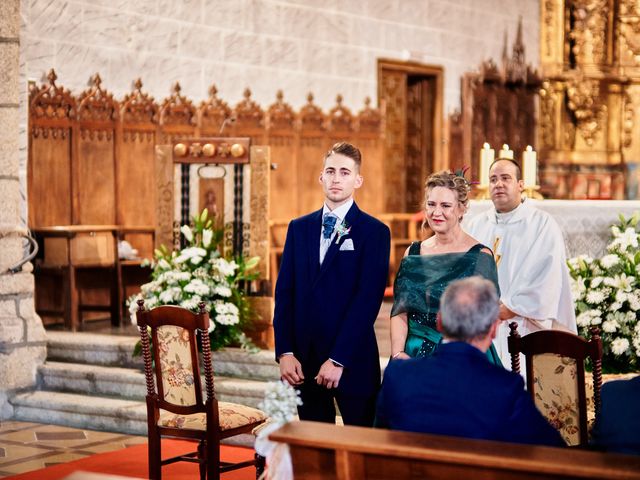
[279,354,304,386]
[499,303,517,320]
[315,360,343,389]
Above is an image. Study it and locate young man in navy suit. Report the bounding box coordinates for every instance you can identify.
[273,142,390,427]
[376,276,565,447]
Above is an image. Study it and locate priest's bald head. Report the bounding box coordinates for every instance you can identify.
[488,159,524,213]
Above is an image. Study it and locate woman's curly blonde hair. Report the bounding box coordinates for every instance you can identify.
[422,171,471,230]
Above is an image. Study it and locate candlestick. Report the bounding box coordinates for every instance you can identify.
[498,144,514,160]
[479,142,494,187]
[522,145,537,188]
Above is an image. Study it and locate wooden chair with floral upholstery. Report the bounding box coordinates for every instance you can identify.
[508,323,603,447]
[136,300,267,479]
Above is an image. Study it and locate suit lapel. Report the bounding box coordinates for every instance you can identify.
[307,209,322,279]
[316,203,359,279]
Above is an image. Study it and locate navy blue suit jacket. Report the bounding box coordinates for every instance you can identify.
[376,342,565,447]
[591,376,640,455]
[273,202,390,396]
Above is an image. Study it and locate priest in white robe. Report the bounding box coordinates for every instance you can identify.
[465,158,577,369]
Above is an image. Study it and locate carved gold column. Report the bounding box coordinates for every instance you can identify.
[539,0,637,199]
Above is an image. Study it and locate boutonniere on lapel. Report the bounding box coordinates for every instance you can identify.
[334,221,351,244]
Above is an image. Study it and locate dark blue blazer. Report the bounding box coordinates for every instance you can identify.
[273,202,390,396]
[591,376,640,455]
[376,342,565,447]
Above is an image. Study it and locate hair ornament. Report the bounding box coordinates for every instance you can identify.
[452,165,478,187]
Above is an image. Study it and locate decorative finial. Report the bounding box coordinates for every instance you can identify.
[336,94,343,105]
[90,73,102,88]
[364,97,371,107]
[208,84,218,97]
[133,78,143,90]
[307,92,314,103]
[173,82,182,94]
[243,88,251,99]
[47,69,57,86]
[276,90,283,102]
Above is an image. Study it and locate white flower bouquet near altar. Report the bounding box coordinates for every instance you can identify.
[129,209,259,353]
[255,381,302,480]
[568,213,640,373]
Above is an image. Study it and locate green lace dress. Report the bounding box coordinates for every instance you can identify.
[391,242,502,366]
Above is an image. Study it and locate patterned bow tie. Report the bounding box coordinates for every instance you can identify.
[322,214,337,239]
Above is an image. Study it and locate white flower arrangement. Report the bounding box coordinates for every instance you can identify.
[255,381,303,480]
[568,213,640,373]
[129,209,260,352]
[258,380,303,424]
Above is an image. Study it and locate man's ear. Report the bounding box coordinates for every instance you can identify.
[517,178,525,192]
[318,171,324,185]
[489,318,500,340]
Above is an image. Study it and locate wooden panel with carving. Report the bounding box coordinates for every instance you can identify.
[76,74,118,225]
[28,70,76,228]
[118,78,158,252]
[266,90,297,220]
[379,67,407,212]
[298,93,327,216]
[378,59,443,212]
[231,88,266,145]
[356,97,384,216]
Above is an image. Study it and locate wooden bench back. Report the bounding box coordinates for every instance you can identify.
[269,421,640,480]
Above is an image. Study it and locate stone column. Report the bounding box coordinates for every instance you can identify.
[0,0,46,419]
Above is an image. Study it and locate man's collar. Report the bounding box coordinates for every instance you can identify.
[322,198,353,221]
[488,197,528,224]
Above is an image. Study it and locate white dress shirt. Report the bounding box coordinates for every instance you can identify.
[319,199,353,264]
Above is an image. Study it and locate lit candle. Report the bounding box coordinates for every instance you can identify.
[522,145,537,187]
[499,143,514,160]
[479,142,494,187]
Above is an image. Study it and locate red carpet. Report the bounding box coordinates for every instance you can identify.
[8,439,256,480]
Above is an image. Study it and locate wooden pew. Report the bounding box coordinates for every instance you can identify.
[269,421,640,480]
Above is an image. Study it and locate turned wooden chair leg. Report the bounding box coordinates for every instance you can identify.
[255,453,266,479]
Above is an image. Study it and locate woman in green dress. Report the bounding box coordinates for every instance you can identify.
[390,171,502,365]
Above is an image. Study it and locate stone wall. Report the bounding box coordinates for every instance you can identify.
[0,0,47,419]
[20,0,540,113]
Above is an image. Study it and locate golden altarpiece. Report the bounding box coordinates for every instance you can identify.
[539,0,640,199]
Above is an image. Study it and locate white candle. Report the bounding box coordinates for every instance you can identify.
[479,142,494,187]
[499,144,514,160]
[522,145,537,187]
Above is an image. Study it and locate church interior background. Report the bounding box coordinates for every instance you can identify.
[1,0,640,475]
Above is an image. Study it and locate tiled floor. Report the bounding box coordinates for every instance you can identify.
[0,421,146,478]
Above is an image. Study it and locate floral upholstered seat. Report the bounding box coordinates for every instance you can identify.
[159,403,267,431]
[531,353,583,445]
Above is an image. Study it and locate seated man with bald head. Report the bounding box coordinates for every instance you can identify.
[376,276,564,447]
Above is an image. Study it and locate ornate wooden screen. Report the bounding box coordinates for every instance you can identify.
[28,71,385,240]
[447,22,540,183]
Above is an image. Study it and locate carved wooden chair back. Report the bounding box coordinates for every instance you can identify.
[508,323,602,447]
[136,300,267,480]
